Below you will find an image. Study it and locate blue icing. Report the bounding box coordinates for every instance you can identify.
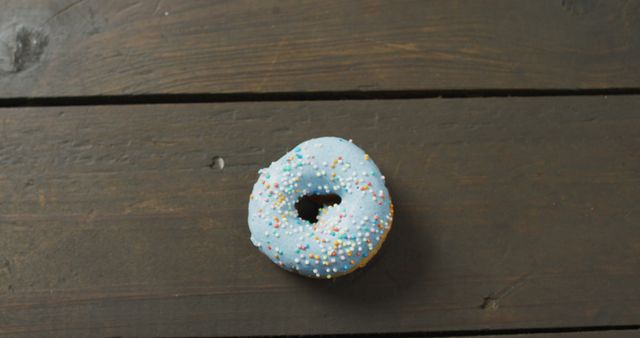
[248,137,393,278]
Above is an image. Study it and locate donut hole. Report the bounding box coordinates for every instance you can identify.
[295,194,341,224]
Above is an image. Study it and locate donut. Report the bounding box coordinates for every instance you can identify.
[248,137,393,279]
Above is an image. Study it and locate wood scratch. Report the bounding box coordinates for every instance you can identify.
[256,38,288,91]
[499,241,513,264]
[364,38,420,52]
[1,117,7,141]
[385,42,419,52]
[38,190,46,208]
[117,1,143,15]
[83,209,96,225]
[153,0,164,15]
[392,161,402,177]
[46,0,87,24]
[481,273,530,310]
[117,48,133,74]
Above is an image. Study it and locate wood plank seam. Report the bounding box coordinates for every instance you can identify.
[1,88,640,108]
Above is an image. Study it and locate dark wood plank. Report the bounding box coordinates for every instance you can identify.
[1,97,640,337]
[1,0,640,98]
[485,330,640,338]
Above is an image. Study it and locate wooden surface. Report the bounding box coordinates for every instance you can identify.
[2,0,640,336]
[1,0,640,97]
[488,330,640,338]
[1,97,639,337]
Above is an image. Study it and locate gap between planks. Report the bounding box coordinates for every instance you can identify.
[0,88,640,108]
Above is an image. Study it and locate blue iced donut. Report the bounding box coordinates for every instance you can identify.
[248,137,393,278]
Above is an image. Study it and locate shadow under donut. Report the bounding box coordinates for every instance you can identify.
[289,177,433,305]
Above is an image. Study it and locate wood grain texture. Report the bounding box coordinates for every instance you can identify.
[1,0,640,98]
[1,97,639,337]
